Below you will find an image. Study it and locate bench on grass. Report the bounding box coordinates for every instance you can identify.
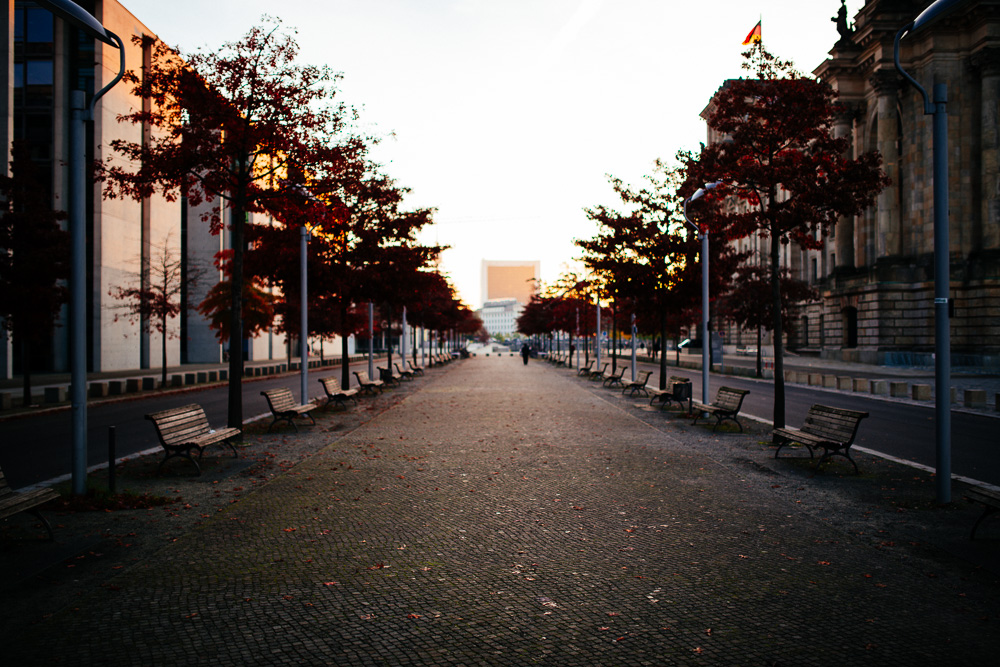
[0,464,59,540]
[772,404,869,473]
[353,370,385,395]
[647,376,692,411]
[965,487,1000,540]
[602,365,628,388]
[691,386,750,432]
[146,403,241,474]
[622,370,653,397]
[319,376,359,409]
[261,387,317,432]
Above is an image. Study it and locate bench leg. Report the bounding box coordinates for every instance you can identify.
[27,508,55,541]
[814,448,860,475]
[969,505,997,540]
[774,438,815,460]
[158,447,202,475]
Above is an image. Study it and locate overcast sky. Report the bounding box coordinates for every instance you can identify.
[122,0,867,308]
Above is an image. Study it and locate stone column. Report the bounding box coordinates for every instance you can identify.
[833,104,859,269]
[975,49,1000,250]
[871,70,901,258]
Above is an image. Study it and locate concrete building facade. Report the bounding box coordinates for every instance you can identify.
[0,1,344,380]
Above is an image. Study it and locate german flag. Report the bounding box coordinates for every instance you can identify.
[742,20,761,45]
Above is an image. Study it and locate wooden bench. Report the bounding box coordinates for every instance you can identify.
[622,370,653,397]
[319,376,359,409]
[146,403,241,474]
[407,361,425,377]
[588,362,609,381]
[647,376,692,411]
[691,386,750,432]
[577,360,594,376]
[0,464,59,540]
[964,486,1000,540]
[394,362,415,381]
[260,387,317,432]
[353,370,385,395]
[772,404,869,473]
[602,365,628,388]
[379,365,403,386]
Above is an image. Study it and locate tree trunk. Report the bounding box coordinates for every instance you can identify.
[770,224,786,429]
[341,300,351,388]
[227,172,248,429]
[161,314,168,387]
[756,326,763,378]
[20,335,31,407]
[659,304,668,390]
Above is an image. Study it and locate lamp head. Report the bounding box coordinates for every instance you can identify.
[34,0,116,45]
[900,0,965,39]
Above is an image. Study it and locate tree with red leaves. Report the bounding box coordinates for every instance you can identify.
[579,160,741,389]
[0,142,68,406]
[103,20,365,428]
[690,44,888,427]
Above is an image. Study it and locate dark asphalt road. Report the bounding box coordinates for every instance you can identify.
[2,354,997,489]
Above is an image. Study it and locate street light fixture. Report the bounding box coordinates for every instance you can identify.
[683,181,722,405]
[894,0,964,505]
[35,1,126,495]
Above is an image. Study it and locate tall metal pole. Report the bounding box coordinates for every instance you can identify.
[700,230,710,404]
[894,0,961,503]
[401,306,408,371]
[595,299,602,369]
[299,226,309,404]
[70,90,87,495]
[368,302,375,378]
[684,182,720,406]
[931,83,951,503]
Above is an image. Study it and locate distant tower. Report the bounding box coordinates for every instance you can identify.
[481,260,541,307]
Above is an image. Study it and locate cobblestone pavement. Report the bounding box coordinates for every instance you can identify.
[3,357,999,665]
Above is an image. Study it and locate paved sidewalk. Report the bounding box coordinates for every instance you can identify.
[3,357,999,665]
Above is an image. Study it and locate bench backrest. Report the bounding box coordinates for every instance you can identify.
[263,388,297,412]
[635,370,652,384]
[713,387,749,411]
[355,370,374,385]
[146,404,212,447]
[801,404,869,444]
[613,365,628,378]
[320,376,342,393]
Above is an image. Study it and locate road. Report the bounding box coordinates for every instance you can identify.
[2,355,997,489]
[0,361,375,489]
[619,356,999,488]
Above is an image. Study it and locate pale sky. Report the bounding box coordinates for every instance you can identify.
[122,0,866,308]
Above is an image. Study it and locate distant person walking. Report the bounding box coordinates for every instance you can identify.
[521,344,531,365]
[652,338,660,360]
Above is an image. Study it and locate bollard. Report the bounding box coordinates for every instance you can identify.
[870,380,888,395]
[837,376,852,391]
[890,381,909,398]
[912,384,932,401]
[822,374,837,388]
[964,389,987,409]
[853,378,868,392]
[108,426,117,495]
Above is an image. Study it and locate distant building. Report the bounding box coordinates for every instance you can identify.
[478,298,521,337]
[708,0,1000,366]
[480,260,540,307]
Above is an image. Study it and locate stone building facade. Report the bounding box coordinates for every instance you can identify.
[712,0,1000,367]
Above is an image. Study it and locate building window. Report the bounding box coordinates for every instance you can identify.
[843,307,858,348]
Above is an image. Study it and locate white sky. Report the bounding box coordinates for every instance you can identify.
[122,0,866,308]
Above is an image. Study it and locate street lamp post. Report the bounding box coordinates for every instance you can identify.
[36,1,125,495]
[894,0,963,504]
[683,181,722,405]
[300,226,309,405]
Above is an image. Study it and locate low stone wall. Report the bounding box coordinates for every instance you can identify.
[781,370,995,410]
